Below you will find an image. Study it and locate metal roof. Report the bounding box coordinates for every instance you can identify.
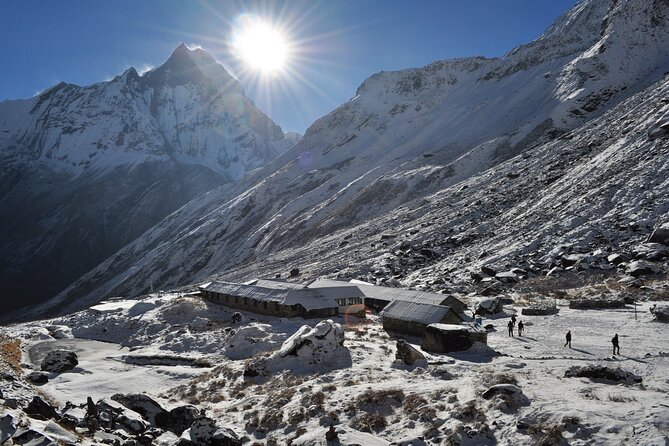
[380,300,455,325]
[306,279,366,298]
[202,281,338,311]
[308,278,464,309]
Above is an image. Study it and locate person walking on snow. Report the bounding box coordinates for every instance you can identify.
[511,314,517,326]
[564,330,572,348]
[508,320,514,337]
[517,320,524,336]
[612,333,620,355]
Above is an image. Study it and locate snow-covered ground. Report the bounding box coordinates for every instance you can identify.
[2,286,667,445]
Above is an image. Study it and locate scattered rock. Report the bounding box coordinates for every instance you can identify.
[26,371,49,385]
[40,349,78,373]
[565,365,642,384]
[230,312,243,324]
[421,324,487,353]
[395,340,427,366]
[290,268,300,277]
[25,396,58,420]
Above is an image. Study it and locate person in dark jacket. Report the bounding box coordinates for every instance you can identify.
[564,330,572,348]
[511,314,517,326]
[508,320,514,337]
[517,320,524,336]
[612,333,620,355]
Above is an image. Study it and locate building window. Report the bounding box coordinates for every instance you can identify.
[253,300,257,307]
[263,302,268,310]
[235,296,239,304]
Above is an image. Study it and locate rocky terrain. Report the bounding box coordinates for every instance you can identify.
[1,278,668,445]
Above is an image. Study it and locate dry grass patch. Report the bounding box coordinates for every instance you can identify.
[0,335,21,372]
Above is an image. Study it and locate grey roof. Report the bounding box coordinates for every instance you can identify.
[306,279,366,298]
[308,278,464,309]
[201,281,337,311]
[380,300,456,325]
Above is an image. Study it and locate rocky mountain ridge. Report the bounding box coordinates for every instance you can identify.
[0,44,297,317]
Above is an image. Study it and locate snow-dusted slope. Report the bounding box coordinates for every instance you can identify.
[0,44,297,317]
[14,0,669,320]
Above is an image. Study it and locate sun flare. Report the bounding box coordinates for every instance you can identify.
[232,16,289,74]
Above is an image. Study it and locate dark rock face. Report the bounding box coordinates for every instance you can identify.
[25,396,58,420]
[565,365,642,384]
[421,324,487,353]
[647,226,669,245]
[395,339,426,365]
[0,414,17,443]
[40,349,78,373]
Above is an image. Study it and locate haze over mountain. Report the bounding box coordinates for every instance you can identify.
[0,44,297,316]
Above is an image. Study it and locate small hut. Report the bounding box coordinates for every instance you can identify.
[380,300,463,337]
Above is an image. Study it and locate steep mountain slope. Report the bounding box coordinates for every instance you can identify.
[0,44,296,316]
[14,0,669,321]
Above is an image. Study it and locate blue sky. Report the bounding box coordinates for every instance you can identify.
[0,0,578,134]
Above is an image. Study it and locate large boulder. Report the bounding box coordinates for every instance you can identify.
[569,296,625,310]
[651,305,669,323]
[244,320,351,376]
[111,393,168,425]
[421,324,487,353]
[26,371,49,385]
[156,405,200,435]
[481,384,530,409]
[182,417,241,446]
[40,350,78,373]
[395,340,426,366]
[627,260,661,277]
[25,396,58,420]
[647,225,669,245]
[565,365,642,384]
[96,398,149,434]
[474,296,503,315]
[521,300,558,316]
[0,414,17,443]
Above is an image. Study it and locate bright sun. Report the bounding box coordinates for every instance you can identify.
[232,17,289,74]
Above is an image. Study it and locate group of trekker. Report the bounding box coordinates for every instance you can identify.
[506,314,523,336]
[506,314,622,356]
